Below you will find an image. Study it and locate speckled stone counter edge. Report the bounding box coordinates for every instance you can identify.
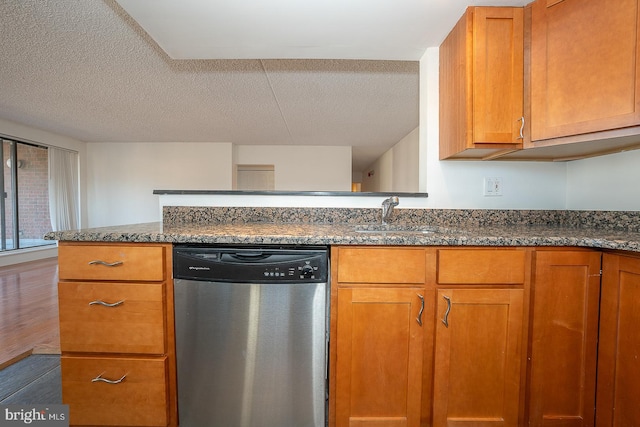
[163,207,640,231]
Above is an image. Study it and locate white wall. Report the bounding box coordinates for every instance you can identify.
[392,127,420,192]
[159,193,429,211]
[566,150,640,210]
[86,142,233,227]
[362,127,419,192]
[234,145,352,191]
[361,150,392,192]
[85,142,353,227]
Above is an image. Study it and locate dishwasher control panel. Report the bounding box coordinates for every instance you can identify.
[173,245,328,283]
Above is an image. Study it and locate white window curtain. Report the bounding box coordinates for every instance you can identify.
[48,147,79,231]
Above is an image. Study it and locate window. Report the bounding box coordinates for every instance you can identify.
[0,137,69,251]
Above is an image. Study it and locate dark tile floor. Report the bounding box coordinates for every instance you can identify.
[0,354,62,404]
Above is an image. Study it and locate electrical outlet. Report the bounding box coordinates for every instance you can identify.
[483,177,503,196]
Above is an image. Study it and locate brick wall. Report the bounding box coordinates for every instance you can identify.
[2,142,51,242]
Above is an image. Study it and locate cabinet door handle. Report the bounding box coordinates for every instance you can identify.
[91,373,127,384]
[89,300,124,307]
[442,295,451,328]
[416,294,425,326]
[88,260,124,267]
[517,116,525,140]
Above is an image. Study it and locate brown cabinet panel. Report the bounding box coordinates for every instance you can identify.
[61,355,169,426]
[334,287,424,427]
[472,7,525,144]
[57,242,177,427]
[531,0,640,141]
[437,248,526,284]
[335,247,426,284]
[58,243,166,281]
[440,6,524,159]
[58,282,166,354]
[433,288,524,427]
[528,250,601,427]
[597,254,640,427]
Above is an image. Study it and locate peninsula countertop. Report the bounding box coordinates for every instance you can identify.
[44,218,640,253]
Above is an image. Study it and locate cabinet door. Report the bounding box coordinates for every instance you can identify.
[433,288,524,427]
[472,7,524,145]
[531,0,640,141]
[529,250,601,427]
[335,287,424,427]
[597,254,640,427]
[439,7,524,159]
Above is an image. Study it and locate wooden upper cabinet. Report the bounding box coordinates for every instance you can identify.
[530,0,640,142]
[440,6,524,159]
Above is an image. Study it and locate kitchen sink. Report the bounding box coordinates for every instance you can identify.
[353,224,446,234]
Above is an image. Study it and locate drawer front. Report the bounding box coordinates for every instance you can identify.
[437,248,526,284]
[61,356,168,426]
[336,247,426,284]
[58,244,166,281]
[59,282,165,354]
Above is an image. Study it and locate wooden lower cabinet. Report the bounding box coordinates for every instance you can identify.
[58,281,166,354]
[331,246,529,427]
[303,245,640,427]
[528,250,602,427]
[432,288,525,427]
[334,287,425,427]
[61,356,169,427]
[596,253,640,427]
[57,242,177,427]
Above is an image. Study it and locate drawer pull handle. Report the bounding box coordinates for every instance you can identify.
[88,260,124,267]
[416,294,425,326]
[91,373,127,384]
[89,300,124,307]
[442,295,451,328]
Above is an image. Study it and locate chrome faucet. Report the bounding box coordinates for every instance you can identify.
[381,196,399,224]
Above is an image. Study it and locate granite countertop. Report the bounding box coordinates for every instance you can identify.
[44,207,640,253]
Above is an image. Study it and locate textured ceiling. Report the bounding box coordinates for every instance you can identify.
[0,0,523,174]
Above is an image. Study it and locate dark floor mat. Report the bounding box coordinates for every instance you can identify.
[0,354,62,404]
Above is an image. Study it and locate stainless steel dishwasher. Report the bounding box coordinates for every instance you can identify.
[173,245,329,427]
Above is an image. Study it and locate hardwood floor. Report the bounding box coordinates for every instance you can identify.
[0,257,60,368]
